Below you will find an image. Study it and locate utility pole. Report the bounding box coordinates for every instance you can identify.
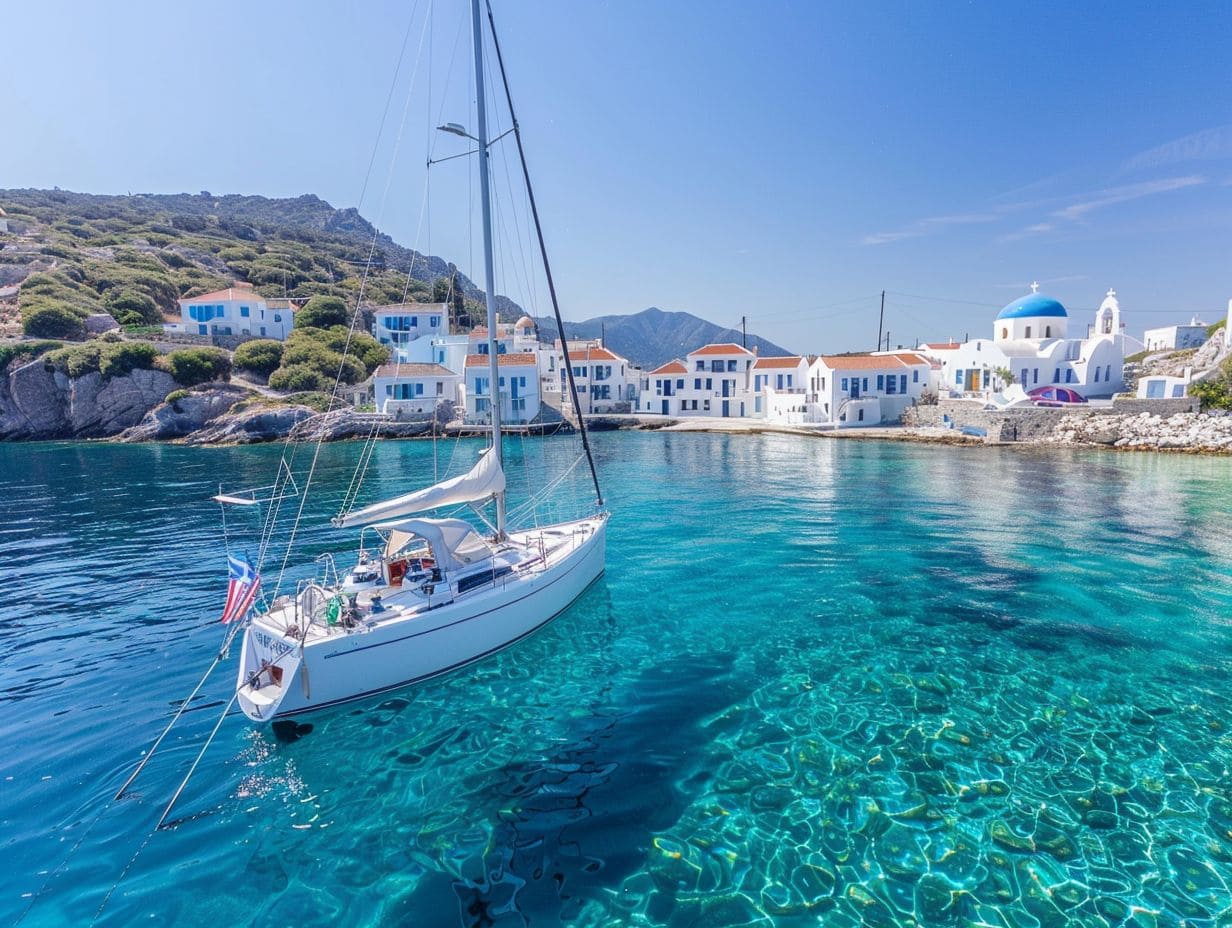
[601,322,605,347]
[741,315,747,349]
[884,331,890,352]
[877,290,885,352]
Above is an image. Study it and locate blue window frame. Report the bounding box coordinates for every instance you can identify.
[240,306,250,317]
[676,379,684,390]
[955,369,963,385]
[430,316,440,327]
[841,377,849,391]
[913,370,919,383]
[876,374,885,391]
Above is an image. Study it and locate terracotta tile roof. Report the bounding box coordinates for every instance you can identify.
[181,285,266,304]
[891,352,930,365]
[689,343,754,357]
[464,352,538,367]
[374,363,459,379]
[370,302,448,313]
[923,341,962,350]
[753,356,804,369]
[817,354,916,371]
[648,360,687,375]
[576,346,624,363]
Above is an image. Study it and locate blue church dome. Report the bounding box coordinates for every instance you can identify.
[996,293,1068,320]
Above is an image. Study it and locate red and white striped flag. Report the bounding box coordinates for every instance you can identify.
[221,554,261,624]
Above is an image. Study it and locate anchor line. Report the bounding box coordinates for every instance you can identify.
[114,622,243,801]
[156,691,240,831]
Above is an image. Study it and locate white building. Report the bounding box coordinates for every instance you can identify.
[1143,318,1208,352]
[752,356,809,420]
[806,352,932,426]
[641,360,689,415]
[674,343,757,417]
[373,362,462,415]
[0,207,8,234]
[373,302,449,357]
[166,283,294,339]
[1137,371,1192,400]
[921,287,1142,399]
[463,352,540,423]
[560,345,634,414]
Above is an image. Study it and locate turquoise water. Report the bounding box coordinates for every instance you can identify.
[3,434,1232,927]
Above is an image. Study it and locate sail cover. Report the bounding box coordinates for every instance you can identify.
[334,449,504,529]
[373,517,493,573]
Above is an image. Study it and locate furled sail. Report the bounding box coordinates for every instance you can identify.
[333,449,505,529]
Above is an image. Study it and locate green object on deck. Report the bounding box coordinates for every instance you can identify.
[325,595,342,626]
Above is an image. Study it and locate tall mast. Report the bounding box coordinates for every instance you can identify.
[472,0,506,539]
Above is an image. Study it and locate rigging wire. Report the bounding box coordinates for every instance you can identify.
[274,0,432,601]
[483,0,603,508]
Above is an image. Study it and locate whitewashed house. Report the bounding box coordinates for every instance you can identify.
[463,352,540,423]
[373,302,449,358]
[373,362,461,415]
[1143,319,1208,352]
[807,352,932,426]
[560,345,634,414]
[674,343,757,417]
[752,356,810,420]
[165,284,294,339]
[919,287,1143,399]
[641,360,689,415]
[1136,370,1192,400]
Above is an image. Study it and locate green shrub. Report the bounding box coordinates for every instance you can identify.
[164,389,191,405]
[44,341,160,380]
[22,303,88,339]
[98,342,159,379]
[1190,357,1232,411]
[167,347,232,386]
[103,288,161,326]
[1209,318,1227,339]
[45,344,102,378]
[268,363,329,393]
[294,294,350,330]
[0,340,61,370]
[233,339,284,376]
[281,391,333,412]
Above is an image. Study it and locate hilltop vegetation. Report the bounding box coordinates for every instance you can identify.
[0,188,498,338]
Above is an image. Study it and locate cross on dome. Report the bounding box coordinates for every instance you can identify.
[1030,281,1040,293]
[1106,288,1116,298]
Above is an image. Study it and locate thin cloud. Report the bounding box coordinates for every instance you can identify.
[1123,125,1232,173]
[1051,175,1205,221]
[861,212,999,246]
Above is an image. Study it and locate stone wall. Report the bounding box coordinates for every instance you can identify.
[903,396,1200,442]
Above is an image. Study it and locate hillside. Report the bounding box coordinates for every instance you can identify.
[534,307,792,369]
[0,188,520,336]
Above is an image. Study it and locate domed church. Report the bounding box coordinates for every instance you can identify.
[923,283,1144,398]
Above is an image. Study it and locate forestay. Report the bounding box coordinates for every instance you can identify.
[334,449,505,529]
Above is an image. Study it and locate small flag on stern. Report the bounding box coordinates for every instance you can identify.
[221,553,261,624]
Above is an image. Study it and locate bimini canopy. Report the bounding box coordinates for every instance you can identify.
[334,449,504,529]
[372,517,493,574]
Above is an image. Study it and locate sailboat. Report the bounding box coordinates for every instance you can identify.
[232,0,608,721]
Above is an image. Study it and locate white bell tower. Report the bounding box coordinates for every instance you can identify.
[1095,288,1121,336]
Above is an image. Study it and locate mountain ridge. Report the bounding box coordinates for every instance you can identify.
[532,307,792,369]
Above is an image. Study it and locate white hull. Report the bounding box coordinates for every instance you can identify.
[236,515,606,720]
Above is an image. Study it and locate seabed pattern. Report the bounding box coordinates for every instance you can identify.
[2,434,1231,927]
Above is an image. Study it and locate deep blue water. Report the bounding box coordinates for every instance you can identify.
[3,433,1232,927]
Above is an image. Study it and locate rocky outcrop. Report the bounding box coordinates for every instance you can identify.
[1046,411,1232,452]
[0,359,176,439]
[119,385,250,441]
[183,404,318,445]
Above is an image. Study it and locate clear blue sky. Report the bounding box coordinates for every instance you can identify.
[4,0,1230,352]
